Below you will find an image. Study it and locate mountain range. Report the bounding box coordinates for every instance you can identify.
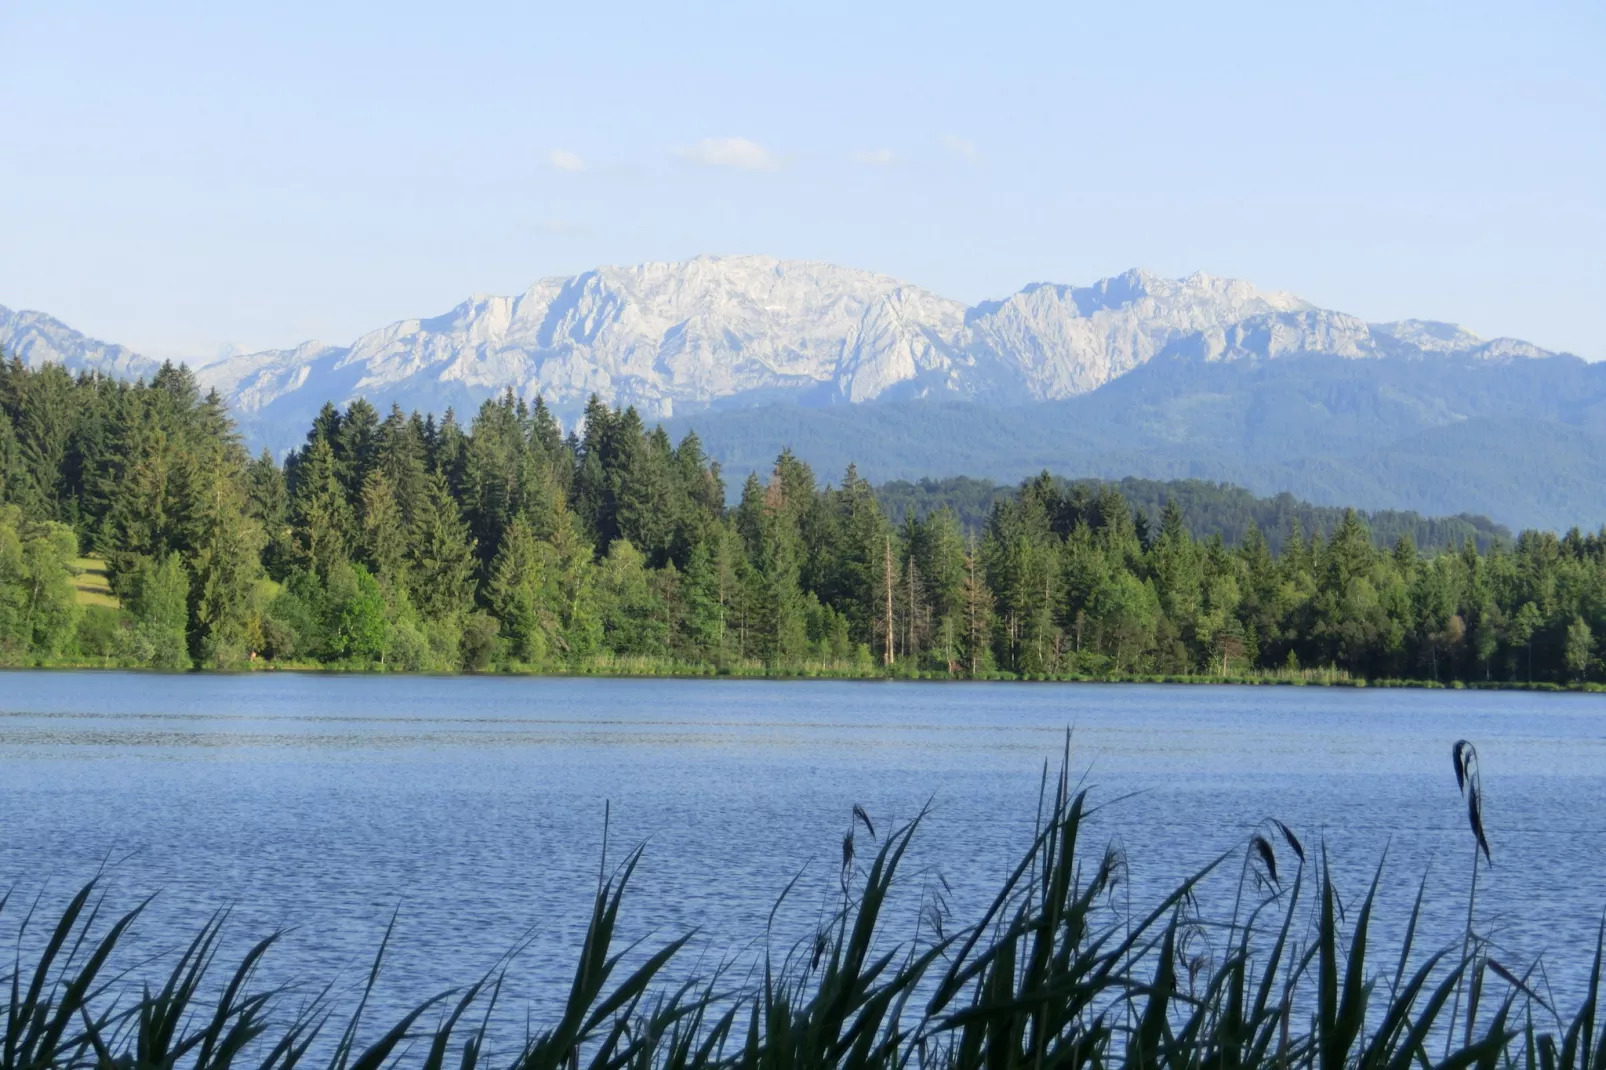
[4,255,1604,532]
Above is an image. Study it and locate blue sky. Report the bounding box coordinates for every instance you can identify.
[2,1,1602,360]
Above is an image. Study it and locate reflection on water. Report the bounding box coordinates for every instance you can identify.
[1,672,1603,1023]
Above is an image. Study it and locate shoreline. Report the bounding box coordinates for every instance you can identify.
[3,659,1601,692]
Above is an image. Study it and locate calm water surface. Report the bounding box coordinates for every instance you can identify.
[2,673,1604,1020]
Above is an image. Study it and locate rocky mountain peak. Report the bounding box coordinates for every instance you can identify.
[0,258,1568,453]
[0,305,159,380]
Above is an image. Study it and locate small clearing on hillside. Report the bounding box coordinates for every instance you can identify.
[71,557,119,608]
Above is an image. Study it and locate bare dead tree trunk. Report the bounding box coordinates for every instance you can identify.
[967,546,979,677]
[1039,567,1051,669]
[906,558,915,662]
[905,556,923,665]
[883,535,895,667]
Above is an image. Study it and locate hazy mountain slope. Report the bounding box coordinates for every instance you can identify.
[666,353,1606,532]
[1060,348,1606,453]
[677,404,1606,533]
[0,304,159,380]
[1274,419,1606,524]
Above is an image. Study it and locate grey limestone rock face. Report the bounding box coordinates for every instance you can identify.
[0,305,159,380]
[1,257,1563,435]
[961,270,1313,399]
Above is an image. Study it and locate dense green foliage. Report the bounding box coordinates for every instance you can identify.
[876,476,1509,553]
[1,356,1603,682]
[3,758,1602,1070]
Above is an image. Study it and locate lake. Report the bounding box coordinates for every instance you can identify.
[2,672,1604,1023]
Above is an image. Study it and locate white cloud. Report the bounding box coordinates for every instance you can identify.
[851,148,895,167]
[548,149,585,172]
[675,136,780,172]
[940,134,978,161]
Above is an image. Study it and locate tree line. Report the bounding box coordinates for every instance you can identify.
[876,476,1510,553]
[0,356,1601,682]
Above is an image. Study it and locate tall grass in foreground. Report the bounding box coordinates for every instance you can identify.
[4,746,1603,1070]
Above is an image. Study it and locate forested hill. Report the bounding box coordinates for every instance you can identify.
[663,350,1606,534]
[875,477,1511,554]
[0,357,1601,683]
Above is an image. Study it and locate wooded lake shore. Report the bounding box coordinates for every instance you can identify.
[3,359,1603,686]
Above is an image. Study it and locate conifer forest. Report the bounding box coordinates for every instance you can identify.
[2,358,1602,684]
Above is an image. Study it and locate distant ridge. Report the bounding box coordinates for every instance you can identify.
[0,305,159,380]
[0,255,1568,431]
[873,475,1511,554]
